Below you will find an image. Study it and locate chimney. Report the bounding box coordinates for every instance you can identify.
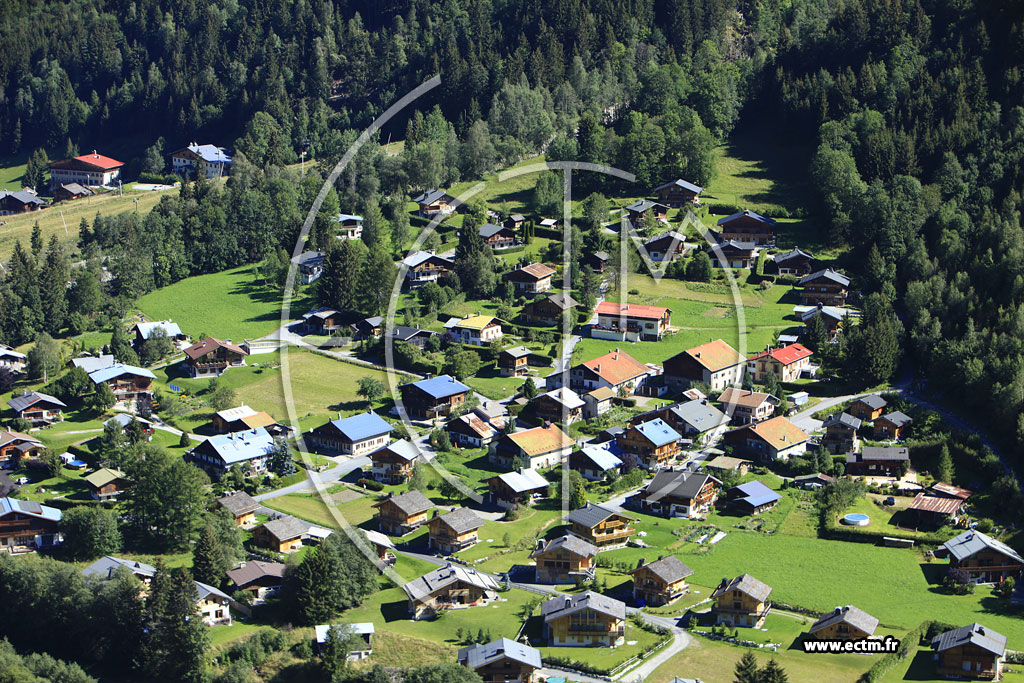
[536,538,545,551]
[636,558,645,570]
[657,555,664,561]
[433,509,439,518]
[239,562,246,568]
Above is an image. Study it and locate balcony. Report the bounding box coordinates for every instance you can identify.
[567,624,625,636]
[432,535,478,551]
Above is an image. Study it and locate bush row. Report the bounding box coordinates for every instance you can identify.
[860,620,932,683]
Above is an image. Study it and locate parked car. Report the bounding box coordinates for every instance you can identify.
[883,496,896,506]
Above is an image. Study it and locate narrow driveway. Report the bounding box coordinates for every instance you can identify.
[254,455,368,502]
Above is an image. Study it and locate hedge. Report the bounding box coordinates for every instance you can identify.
[859,620,931,683]
[820,513,949,547]
[137,171,181,185]
[357,478,385,491]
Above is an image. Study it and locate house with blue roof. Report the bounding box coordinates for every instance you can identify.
[620,417,683,470]
[399,375,471,420]
[170,143,233,179]
[308,411,393,455]
[726,480,781,515]
[332,212,364,240]
[0,497,62,552]
[88,363,157,410]
[569,442,624,481]
[187,427,276,478]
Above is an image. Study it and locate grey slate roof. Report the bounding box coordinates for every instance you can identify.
[227,560,286,588]
[566,503,630,528]
[82,555,157,580]
[261,515,308,542]
[809,605,878,636]
[458,638,542,670]
[799,268,851,287]
[478,223,510,238]
[654,179,703,194]
[669,400,728,433]
[543,292,578,310]
[880,411,912,427]
[712,574,773,602]
[436,507,484,534]
[530,534,599,559]
[625,199,666,213]
[403,563,499,602]
[931,623,1006,656]
[413,189,451,204]
[942,530,1024,564]
[772,247,814,263]
[542,591,626,622]
[850,446,909,463]
[218,491,259,516]
[8,391,66,412]
[503,345,532,359]
[381,439,422,462]
[633,555,693,583]
[823,412,862,430]
[854,395,888,410]
[716,209,776,226]
[642,470,719,503]
[381,490,433,516]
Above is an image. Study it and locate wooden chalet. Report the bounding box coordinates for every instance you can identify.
[569,349,649,396]
[746,343,814,383]
[427,507,484,554]
[704,455,753,477]
[541,591,627,648]
[88,363,156,410]
[630,555,694,606]
[446,413,498,448]
[363,528,397,566]
[938,530,1024,583]
[403,563,500,620]
[401,250,455,287]
[217,491,260,527]
[458,638,542,683]
[722,416,809,462]
[0,345,26,372]
[0,189,44,214]
[52,182,94,203]
[715,210,776,246]
[369,439,421,484]
[653,179,703,207]
[664,339,746,392]
[227,560,286,604]
[504,263,554,294]
[709,240,759,269]
[932,624,1006,681]
[908,491,969,527]
[566,503,636,550]
[291,251,326,284]
[643,231,689,262]
[800,303,846,340]
[332,212,364,240]
[7,391,66,426]
[874,411,912,440]
[587,251,611,272]
[299,307,346,335]
[399,375,471,420]
[533,388,585,425]
[0,498,62,553]
[845,446,909,477]
[618,418,682,470]
[569,442,624,482]
[711,574,773,628]
[593,302,672,342]
[183,337,248,378]
[808,605,878,641]
[848,395,888,421]
[627,469,720,519]
[521,292,578,326]
[717,388,779,425]
[0,431,44,468]
[479,223,519,249]
[445,314,503,346]
[582,386,615,420]
[169,143,232,179]
[84,467,132,501]
[506,213,526,229]
[349,316,384,340]
[187,427,275,478]
[498,346,531,377]
[530,534,599,584]
[485,469,549,509]
[725,480,781,515]
[799,269,851,306]
[253,515,307,553]
[490,423,574,470]
[821,412,862,454]
[373,490,433,536]
[131,319,187,348]
[412,189,455,217]
[765,247,814,275]
[631,400,728,442]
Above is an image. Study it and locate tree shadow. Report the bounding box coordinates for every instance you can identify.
[378,599,411,623]
[919,562,947,586]
[899,649,939,681]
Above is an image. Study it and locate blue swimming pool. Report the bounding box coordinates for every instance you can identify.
[842,513,870,526]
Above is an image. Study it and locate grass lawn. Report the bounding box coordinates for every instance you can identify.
[262,488,382,530]
[446,155,550,216]
[208,622,274,649]
[461,362,526,400]
[530,620,664,671]
[137,265,315,342]
[457,505,565,570]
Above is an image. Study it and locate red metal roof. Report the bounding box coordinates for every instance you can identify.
[595,301,670,320]
[908,493,964,516]
[748,343,813,365]
[72,152,124,170]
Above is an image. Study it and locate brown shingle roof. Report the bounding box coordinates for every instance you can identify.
[185,337,248,360]
[375,490,433,516]
[711,574,772,602]
[226,560,286,588]
[580,349,648,386]
[506,424,573,456]
[683,339,746,372]
[736,416,808,451]
[218,491,260,517]
[631,555,693,583]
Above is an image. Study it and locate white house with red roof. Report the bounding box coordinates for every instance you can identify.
[48,151,124,189]
[592,302,672,341]
[746,343,814,383]
[568,349,650,396]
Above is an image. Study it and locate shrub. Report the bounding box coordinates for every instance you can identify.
[357,478,384,491]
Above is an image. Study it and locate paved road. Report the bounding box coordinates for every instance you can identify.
[789,389,875,433]
[254,454,369,502]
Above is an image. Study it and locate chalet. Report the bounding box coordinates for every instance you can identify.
[521,292,577,326]
[569,349,649,395]
[569,442,623,482]
[446,413,498,448]
[845,446,909,477]
[412,189,455,217]
[291,251,326,284]
[299,307,346,335]
[874,411,912,440]
[388,325,435,349]
[625,199,668,225]
[709,240,759,269]
[534,388,585,425]
[504,263,554,294]
[253,515,307,553]
[908,492,969,527]
[227,561,286,603]
[48,151,123,189]
[369,439,421,484]
[373,490,433,535]
[404,563,500,619]
[485,468,549,509]
[541,591,627,647]
[717,388,779,425]
[7,391,66,426]
[808,605,878,641]
[711,575,773,628]
[725,480,781,515]
[82,555,158,584]
[0,189,44,214]
[653,179,703,207]
[848,395,888,421]
[765,248,814,275]
[479,223,518,250]
[939,531,1024,583]
[627,469,720,518]
[217,491,260,527]
[799,269,851,306]
[619,418,682,470]
[643,231,689,262]
[104,413,155,440]
[132,320,186,349]
[593,302,672,342]
[665,339,746,392]
[402,251,455,287]
[427,507,484,554]
[399,375,470,420]
[187,427,275,478]
[704,455,753,477]
[566,503,636,549]
[0,345,26,372]
[715,210,776,246]
[587,251,611,272]
[0,431,44,467]
[0,498,62,553]
[52,183,94,203]
[445,315,503,346]
[723,417,809,462]
[582,386,615,419]
[801,303,847,340]
[363,528,397,566]
[88,364,156,409]
[507,214,526,229]
[932,624,1006,680]
[498,346,531,377]
[821,412,863,454]
[170,143,232,178]
[308,411,392,456]
[491,423,573,470]
[746,344,814,383]
[212,405,286,435]
[84,467,132,501]
[530,535,598,584]
[630,555,694,606]
[459,638,542,683]
[183,337,248,377]
[332,213,364,240]
[792,473,836,490]
[71,353,115,372]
